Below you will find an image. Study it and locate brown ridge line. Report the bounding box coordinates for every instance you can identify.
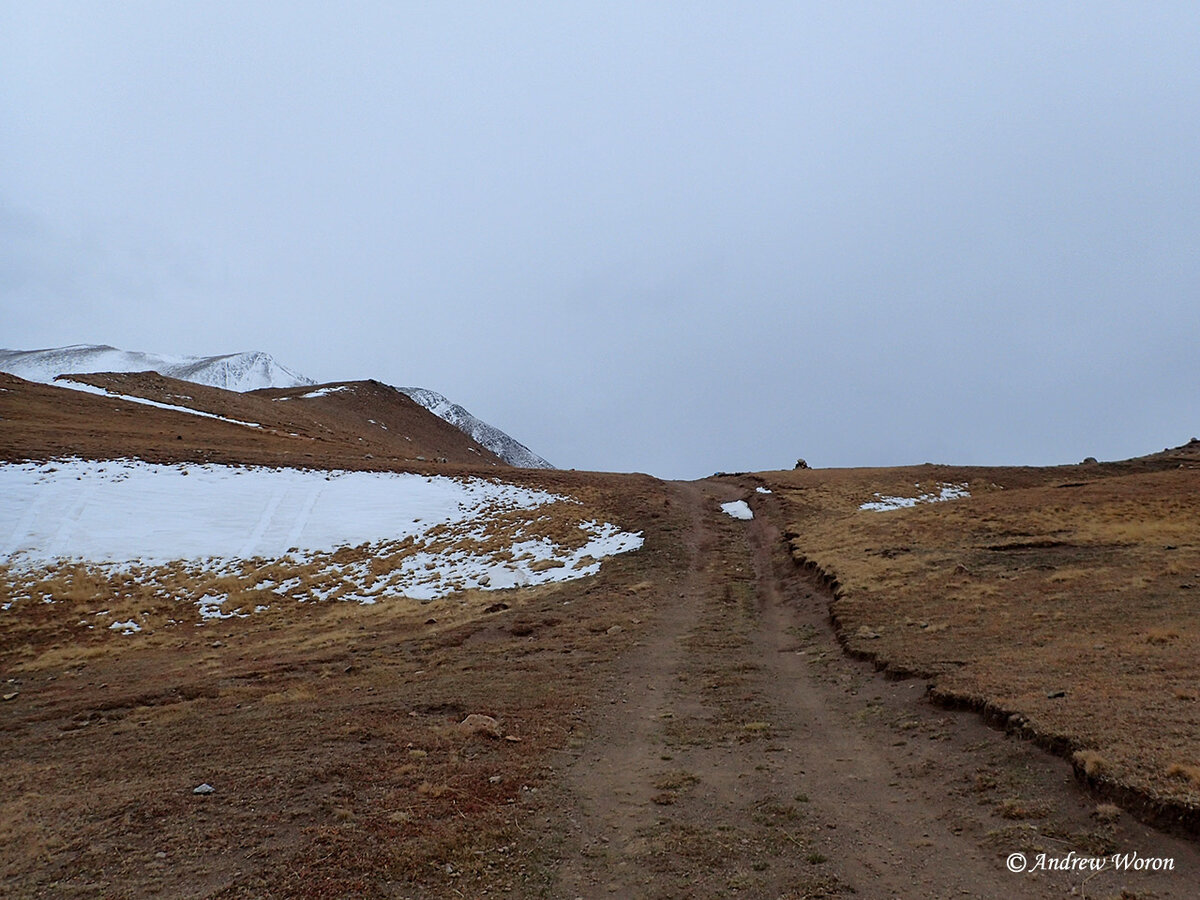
[784,538,1200,841]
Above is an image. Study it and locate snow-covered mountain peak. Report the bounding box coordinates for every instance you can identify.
[0,344,314,391]
[397,387,553,469]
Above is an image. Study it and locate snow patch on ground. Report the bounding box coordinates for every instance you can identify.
[275,385,352,401]
[860,483,971,512]
[57,379,264,429]
[755,487,772,494]
[0,459,643,629]
[720,500,754,520]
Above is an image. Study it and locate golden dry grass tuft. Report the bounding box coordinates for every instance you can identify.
[1074,750,1111,778]
[1165,763,1200,788]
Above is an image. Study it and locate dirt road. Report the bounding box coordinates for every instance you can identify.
[546,481,1199,899]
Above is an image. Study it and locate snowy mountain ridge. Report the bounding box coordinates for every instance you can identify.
[0,344,314,392]
[0,344,553,468]
[398,387,553,469]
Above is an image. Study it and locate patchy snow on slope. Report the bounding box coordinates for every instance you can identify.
[860,483,971,512]
[720,500,754,520]
[274,385,352,401]
[0,460,642,629]
[755,487,772,494]
[57,379,264,428]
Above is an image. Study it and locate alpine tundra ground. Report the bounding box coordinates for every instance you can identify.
[1,373,1198,898]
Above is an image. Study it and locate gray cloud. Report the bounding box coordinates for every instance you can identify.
[3,2,1198,477]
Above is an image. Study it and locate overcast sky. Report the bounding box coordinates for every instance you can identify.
[3,3,1198,478]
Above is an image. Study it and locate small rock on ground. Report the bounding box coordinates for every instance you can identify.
[459,714,502,738]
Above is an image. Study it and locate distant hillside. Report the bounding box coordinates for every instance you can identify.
[0,371,506,469]
[399,387,553,469]
[0,345,553,468]
[0,344,313,391]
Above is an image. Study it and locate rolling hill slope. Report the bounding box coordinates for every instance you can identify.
[0,371,506,469]
[0,344,552,467]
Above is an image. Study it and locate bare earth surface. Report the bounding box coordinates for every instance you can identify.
[2,378,1198,897]
[752,453,1200,833]
[541,482,1199,899]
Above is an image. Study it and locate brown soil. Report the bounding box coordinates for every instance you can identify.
[2,396,1199,897]
[540,481,1199,899]
[745,452,1200,837]
[0,372,504,470]
[0,466,669,899]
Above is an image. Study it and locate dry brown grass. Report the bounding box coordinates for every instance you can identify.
[1074,750,1112,778]
[1166,763,1200,788]
[757,455,1200,820]
[1093,803,1122,824]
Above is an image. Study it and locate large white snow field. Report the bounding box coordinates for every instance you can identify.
[0,459,643,626]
